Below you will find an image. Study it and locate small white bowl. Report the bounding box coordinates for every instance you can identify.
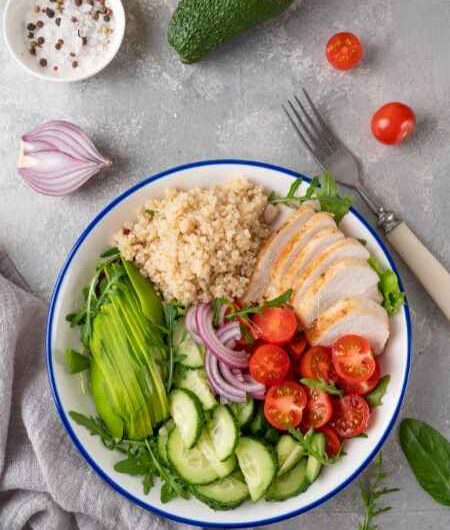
[3,0,125,83]
[46,160,412,528]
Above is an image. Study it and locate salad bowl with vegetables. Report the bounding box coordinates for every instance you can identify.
[47,160,412,528]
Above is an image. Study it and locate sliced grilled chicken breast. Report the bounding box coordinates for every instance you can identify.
[294,258,380,328]
[292,238,370,304]
[271,212,336,293]
[280,228,345,293]
[243,206,316,303]
[306,297,389,354]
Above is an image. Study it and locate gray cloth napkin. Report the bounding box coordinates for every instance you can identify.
[0,247,193,530]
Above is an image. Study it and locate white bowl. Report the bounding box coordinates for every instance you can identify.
[3,0,125,82]
[46,160,412,528]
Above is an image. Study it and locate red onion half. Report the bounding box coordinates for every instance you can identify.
[17,120,111,196]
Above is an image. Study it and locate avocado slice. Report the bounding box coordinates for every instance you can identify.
[123,260,163,326]
[168,0,295,63]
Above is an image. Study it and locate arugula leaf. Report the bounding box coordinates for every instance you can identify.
[69,410,117,448]
[268,172,352,223]
[300,377,343,397]
[400,419,450,506]
[114,454,153,476]
[64,348,90,374]
[226,289,293,320]
[368,257,405,315]
[358,452,400,530]
[367,375,391,408]
[100,247,120,258]
[288,427,343,465]
[162,302,186,393]
[212,296,231,327]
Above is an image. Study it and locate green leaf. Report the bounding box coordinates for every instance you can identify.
[368,257,405,315]
[100,247,120,258]
[212,296,231,327]
[145,209,156,219]
[143,472,154,494]
[161,482,178,503]
[400,418,450,506]
[367,375,391,408]
[114,456,152,476]
[64,348,90,374]
[69,411,113,442]
[226,289,293,320]
[300,377,343,396]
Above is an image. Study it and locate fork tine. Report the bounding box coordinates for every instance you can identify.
[293,95,334,155]
[287,100,330,161]
[282,104,324,168]
[302,88,339,150]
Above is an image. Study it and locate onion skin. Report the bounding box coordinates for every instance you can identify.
[17,120,111,196]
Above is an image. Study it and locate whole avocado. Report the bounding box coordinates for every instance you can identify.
[168,0,295,63]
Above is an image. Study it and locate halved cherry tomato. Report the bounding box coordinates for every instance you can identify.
[264,381,307,431]
[288,333,308,361]
[249,344,291,386]
[371,102,415,145]
[338,360,381,395]
[332,395,370,438]
[302,388,333,430]
[252,307,298,345]
[299,346,333,381]
[332,335,376,384]
[326,32,363,71]
[318,425,342,457]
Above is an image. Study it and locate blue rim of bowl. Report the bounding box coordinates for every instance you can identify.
[46,159,412,529]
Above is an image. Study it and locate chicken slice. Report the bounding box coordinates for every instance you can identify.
[270,212,337,294]
[243,205,316,303]
[292,238,370,303]
[293,258,380,328]
[279,227,345,293]
[306,297,389,355]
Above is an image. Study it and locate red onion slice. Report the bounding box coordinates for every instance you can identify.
[196,304,248,369]
[205,350,246,403]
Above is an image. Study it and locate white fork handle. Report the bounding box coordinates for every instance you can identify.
[386,222,450,320]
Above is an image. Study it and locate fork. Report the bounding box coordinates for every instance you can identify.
[283,89,450,321]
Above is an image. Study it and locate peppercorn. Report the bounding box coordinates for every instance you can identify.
[46,8,55,18]
[75,0,82,6]
[39,58,48,67]
[29,46,36,56]
[55,17,61,26]
[81,36,88,46]
[72,61,79,68]
[103,15,110,22]
[27,22,36,31]
[37,36,45,45]
[28,32,34,39]
[36,20,44,28]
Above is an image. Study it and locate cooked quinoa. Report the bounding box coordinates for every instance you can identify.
[115,178,270,305]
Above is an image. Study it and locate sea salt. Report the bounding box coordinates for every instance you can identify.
[24,0,115,77]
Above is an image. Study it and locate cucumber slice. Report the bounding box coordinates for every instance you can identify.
[231,399,255,427]
[235,437,277,501]
[209,405,239,461]
[176,368,217,411]
[197,430,237,479]
[306,432,326,483]
[194,473,249,510]
[266,458,309,501]
[169,388,204,448]
[157,419,175,463]
[167,427,218,485]
[276,435,305,476]
[174,317,204,368]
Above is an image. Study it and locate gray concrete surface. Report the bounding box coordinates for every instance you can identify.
[1,0,449,528]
